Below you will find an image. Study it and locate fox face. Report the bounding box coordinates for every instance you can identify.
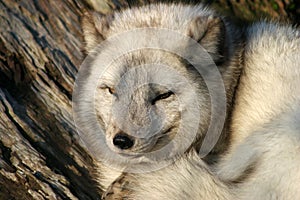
[94,50,198,155]
[76,4,234,164]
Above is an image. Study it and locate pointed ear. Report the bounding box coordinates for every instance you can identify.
[188,16,227,63]
[81,11,114,53]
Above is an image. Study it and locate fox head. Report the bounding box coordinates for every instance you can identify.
[75,4,240,163]
[92,49,207,155]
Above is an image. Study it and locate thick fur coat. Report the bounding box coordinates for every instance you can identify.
[77,3,300,200]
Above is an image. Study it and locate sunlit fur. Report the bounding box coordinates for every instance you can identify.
[80,3,300,200]
[80,3,241,192]
[216,22,300,199]
[102,21,300,200]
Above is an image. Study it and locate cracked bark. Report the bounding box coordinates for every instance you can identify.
[0,0,298,199]
[0,0,100,199]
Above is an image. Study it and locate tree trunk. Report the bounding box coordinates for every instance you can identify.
[0,0,103,199]
[0,0,298,199]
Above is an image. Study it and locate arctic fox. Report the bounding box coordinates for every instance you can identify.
[76,3,242,192]
[102,21,300,200]
[75,3,300,200]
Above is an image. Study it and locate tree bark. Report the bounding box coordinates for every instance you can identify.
[0,0,298,200]
[0,0,102,199]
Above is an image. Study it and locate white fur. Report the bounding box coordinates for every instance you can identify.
[108,21,300,200]
[131,151,236,200]
[130,22,300,200]
[80,4,300,199]
[80,3,240,192]
[217,22,300,199]
[230,22,300,146]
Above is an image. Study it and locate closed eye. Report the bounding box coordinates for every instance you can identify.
[99,85,115,94]
[151,91,174,105]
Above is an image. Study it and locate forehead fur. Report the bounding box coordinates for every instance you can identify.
[82,3,230,62]
[98,49,190,83]
[106,4,214,35]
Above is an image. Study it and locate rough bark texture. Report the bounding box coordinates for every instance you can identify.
[0,0,299,200]
[0,0,101,199]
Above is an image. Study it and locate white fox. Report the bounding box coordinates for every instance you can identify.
[76,3,300,200]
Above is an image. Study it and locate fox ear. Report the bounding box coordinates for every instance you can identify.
[188,16,226,63]
[81,11,114,53]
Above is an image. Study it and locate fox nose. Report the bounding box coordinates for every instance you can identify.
[113,133,134,150]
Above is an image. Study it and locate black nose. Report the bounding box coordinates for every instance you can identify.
[113,134,134,150]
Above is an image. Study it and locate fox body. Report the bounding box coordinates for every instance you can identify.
[76,3,300,200]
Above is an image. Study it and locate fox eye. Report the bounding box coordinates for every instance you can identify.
[99,85,115,94]
[107,87,115,94]
[151,91,174,105]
